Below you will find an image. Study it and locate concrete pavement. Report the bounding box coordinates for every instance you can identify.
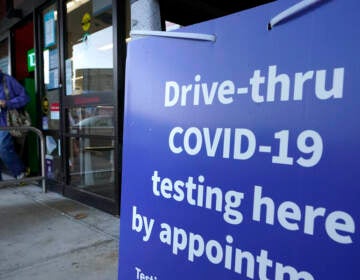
[0,184,119,280]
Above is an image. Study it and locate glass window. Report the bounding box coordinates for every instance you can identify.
[42,4,60,130]
[40,3,63,182]
[69,135,114,197]
[0,38,10,74]
[65,0,113,96]
[65,0,115,200]
[68,105,114,136]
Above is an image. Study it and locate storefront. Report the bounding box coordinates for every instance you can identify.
[0,0,272,214]
[34,0,126,214]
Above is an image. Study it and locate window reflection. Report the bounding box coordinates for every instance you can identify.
[0,39,9,74]
[69,136,115,197]
[65,0,113,96]
[65,0,114,199]
[68,105,114,136]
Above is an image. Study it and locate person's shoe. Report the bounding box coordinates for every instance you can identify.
[16,172,26,180]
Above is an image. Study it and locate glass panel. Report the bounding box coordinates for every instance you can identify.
[68,105,114,136]
[65,0,114,200]
[40,3,62,182]
[0,38,9,74]
[45,135,62,179]
[69,136,114,198]
[65,0,113,96]
[41,4,60,130]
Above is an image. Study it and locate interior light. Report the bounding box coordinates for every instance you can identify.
[43,49,50,85]
[67,1,74,9]
[74,76,84,80]
[67,0,91,14]
[98,43,113,51]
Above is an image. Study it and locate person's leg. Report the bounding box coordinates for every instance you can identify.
[0,130,25,177]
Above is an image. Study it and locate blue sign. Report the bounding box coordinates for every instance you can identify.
[119,1,359,279]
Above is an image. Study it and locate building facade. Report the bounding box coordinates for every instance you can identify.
[0,0,272,214]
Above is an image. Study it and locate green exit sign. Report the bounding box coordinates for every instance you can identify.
[27,48,36,72]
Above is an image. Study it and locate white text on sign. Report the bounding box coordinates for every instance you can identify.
[169,128,323,167]
[164,66,344,106]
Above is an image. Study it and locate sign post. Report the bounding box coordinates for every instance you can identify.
[119,1,359,279]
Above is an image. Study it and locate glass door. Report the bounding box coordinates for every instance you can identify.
[37,2,63,184]
[63,0,116,206]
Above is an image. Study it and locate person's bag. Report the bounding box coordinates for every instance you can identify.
[6,107,31,137]
[2,75,31,138]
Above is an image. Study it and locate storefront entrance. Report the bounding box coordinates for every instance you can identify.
[2,0,266,215]
[35,0,120,214]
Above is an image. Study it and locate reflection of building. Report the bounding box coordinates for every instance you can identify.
[0,0,272,214]
[75,69,113,94]
[72,25,113,94]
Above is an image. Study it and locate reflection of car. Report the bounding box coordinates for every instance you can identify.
[70,115,115,186]
[76,115,113,127]
[74,115,114,136]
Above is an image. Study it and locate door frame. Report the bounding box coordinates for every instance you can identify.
[32,0,127,215]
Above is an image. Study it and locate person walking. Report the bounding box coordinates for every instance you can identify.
[0,71,30,180]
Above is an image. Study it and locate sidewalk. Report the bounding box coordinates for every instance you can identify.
[0,183,119,280]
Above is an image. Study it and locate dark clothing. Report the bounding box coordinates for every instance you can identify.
[0,72,29,179]
[0,131,25,179]
[0,72,30,127]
